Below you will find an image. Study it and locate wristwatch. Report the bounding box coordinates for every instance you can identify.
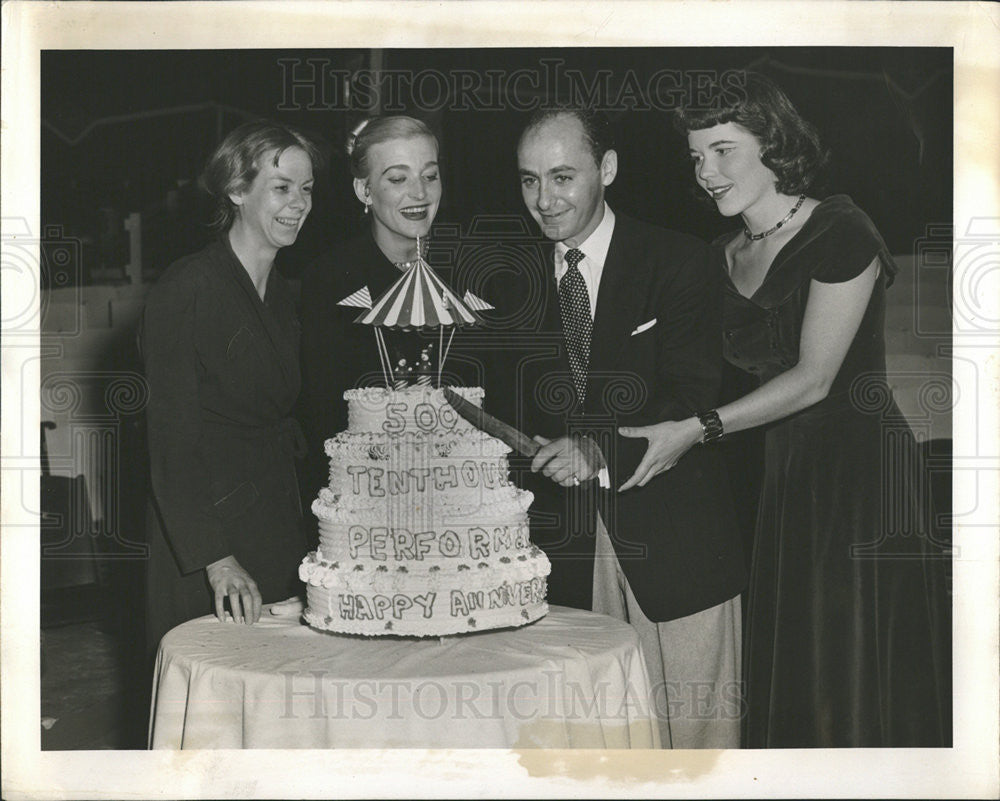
[697,410,724,443]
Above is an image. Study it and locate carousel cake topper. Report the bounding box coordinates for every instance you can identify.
[335,235,494,388]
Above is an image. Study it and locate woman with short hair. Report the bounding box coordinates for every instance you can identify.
[299,115,467,502]
[143,119,322,654]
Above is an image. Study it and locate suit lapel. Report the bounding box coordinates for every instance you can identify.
[589,215,642,375]
[220,237,297,386]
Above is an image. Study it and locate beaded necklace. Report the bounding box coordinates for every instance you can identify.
[743,194,806,241]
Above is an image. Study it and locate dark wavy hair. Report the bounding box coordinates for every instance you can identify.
[199,119,326,230]
[518,107,615,167]
[673,71,829,195]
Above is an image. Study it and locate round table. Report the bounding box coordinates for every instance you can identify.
[148,602,660,749]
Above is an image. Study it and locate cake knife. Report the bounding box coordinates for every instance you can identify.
[443,387,540,458]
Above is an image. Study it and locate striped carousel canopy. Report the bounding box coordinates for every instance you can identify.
[354,259,485,329]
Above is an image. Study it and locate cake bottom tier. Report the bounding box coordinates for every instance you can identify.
[300,552,550,637]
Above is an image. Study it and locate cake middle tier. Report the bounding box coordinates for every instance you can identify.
[317,430,524,522]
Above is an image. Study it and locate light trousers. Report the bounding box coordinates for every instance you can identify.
[592,514,742,749]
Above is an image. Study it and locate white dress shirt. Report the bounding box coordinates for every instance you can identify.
[554,203,616,319]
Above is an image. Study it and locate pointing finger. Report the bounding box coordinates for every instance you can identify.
[618,452,654,492]
[618,471,640,492]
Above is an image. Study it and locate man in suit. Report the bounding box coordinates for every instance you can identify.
[511,108,746,748]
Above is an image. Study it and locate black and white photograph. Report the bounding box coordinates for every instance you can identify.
[2,1,997,798]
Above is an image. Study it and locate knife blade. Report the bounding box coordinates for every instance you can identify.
[443,387,540,458]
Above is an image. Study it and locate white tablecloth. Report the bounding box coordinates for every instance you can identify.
[149,603,660,749]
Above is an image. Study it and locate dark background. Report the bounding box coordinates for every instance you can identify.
[37,47,953,750]
[41,47,953,283]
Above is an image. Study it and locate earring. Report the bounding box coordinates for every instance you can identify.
[364,201,371,215]
[363,187,371,215]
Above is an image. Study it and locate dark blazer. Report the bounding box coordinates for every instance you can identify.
[499,212,746,622]
[141,236,306,654]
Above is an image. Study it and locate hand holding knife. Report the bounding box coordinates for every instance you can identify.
[443,387,607,488]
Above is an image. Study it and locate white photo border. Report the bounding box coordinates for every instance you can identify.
[2,1,997,798]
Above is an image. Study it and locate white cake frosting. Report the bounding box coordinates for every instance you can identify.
[300,386,550,636]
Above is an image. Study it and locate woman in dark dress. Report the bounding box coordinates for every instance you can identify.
[299,116,469,502]
[618,73,950,747]
[142,120,323,655]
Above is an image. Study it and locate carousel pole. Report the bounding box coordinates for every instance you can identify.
[437,324,445,387]
[374,327,393,388]
[439,327,456,387]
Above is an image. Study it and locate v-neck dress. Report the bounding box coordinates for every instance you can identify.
[718,195,951,747]
[142,235,307,655]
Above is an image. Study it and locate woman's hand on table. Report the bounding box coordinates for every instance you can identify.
[617,417,703,491]
[206,555,263,624]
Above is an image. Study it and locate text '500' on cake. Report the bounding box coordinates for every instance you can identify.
[299,386,550,636]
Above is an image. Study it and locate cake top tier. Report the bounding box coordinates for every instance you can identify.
[345,386,484,435]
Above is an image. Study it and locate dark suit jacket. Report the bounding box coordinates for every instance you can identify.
[497,212,746,622]
[141,236,306,653]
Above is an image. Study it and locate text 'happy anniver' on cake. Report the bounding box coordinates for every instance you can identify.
[299,240,550,636]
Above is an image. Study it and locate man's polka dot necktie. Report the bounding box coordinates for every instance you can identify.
[558,248,592,404]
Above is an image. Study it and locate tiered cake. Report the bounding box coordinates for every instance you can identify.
[300,386,550,636]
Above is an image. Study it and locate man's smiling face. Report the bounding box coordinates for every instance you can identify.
[517,113,617,247]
